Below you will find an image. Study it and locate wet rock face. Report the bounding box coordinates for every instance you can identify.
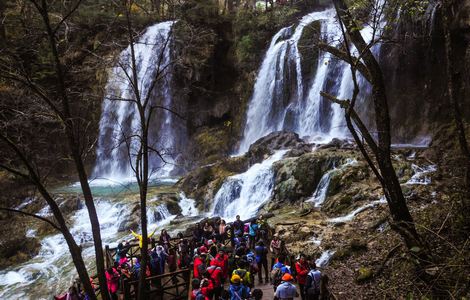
[453,0,470,39]
[0,236,40,269]
[272,149,357,203]
[57,196,83,216]
[179,131,309,210]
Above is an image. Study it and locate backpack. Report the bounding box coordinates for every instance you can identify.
[197,262,207,277]
[306,270,320,295]
[193,289,206,300]
[235,269,247,280]
[271,266,283,286]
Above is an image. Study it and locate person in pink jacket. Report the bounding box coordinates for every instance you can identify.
[105,267,120,300]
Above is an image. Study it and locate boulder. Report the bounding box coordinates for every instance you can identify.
[117,216,139,233]
[317,138,355,150]
[117,203,140,232]
[0,235,40,269]
[272,150,353,203]
[247,131,310,164]
[356,267,373,283]
[57,196,83,216]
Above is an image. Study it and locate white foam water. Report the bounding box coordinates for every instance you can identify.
[178,192,198,217]
[306,159,357,207]
[212,150,288,220]
[328,197,387,223]
[316,250,335,267]
[0,199,130,299]
[406,164,437,185]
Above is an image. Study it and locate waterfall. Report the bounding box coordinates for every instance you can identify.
[212,150,288,220]
[148,204,176,227]
[316,249,335,267]
[306,158,357,206]
[239,0,388,153]
[306,170,334,207]
[93,21,185,183]
[178,192,198,217]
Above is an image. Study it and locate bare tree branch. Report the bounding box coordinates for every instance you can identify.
[0,207,61,231]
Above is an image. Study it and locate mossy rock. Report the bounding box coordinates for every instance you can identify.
[298,20,321,80]
[323,194,354,215]
[356,267,374,283]
[393,159,413,183]
[0,237,40,269]
[272,150,353,203]
[157,194,182,216]
[192,126,231,165]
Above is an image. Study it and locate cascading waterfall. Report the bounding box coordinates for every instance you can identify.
[306,168,334,207]
[93,21,185,183]
[306,158,357,206]
[212,150,288,220]
[239,0,388,153]
[148,204,173,225]
[0,200,131,299]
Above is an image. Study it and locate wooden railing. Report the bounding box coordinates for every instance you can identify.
[104,236,193,269]
[122,268,191,300]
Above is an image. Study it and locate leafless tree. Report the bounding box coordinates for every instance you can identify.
[320,0,431,263]
[106,1,183,297]
[0,0,111,298]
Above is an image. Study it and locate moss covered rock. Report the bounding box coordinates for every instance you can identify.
[0,236,40,269]
[272,149,357,203]
[298,20,321,81]
[356,267,373,283]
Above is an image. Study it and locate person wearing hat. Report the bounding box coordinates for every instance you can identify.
[274,273,298,300]
[232,259,252,288]
[229,274,250,300]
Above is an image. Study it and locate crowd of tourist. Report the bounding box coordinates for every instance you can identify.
[56,215,331,300]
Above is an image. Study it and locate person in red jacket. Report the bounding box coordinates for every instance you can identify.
[207,263,224,299]
[213,249,229,280]
[194,252,207,279]
[295,254,309,300]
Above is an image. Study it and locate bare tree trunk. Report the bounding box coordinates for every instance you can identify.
[331,0,428,257]
[37,182,97,300]
[0,1,5,43]
[33,1,109,297]
[123,2,150,297]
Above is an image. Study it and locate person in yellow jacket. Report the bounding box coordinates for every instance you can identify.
[130,227,158,248]
[232,260,252,288]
